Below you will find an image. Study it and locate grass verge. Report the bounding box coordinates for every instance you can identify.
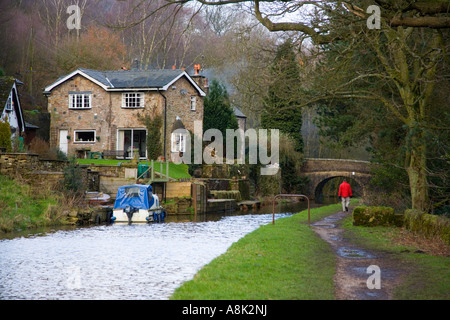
[171,203,342,300]
[0,175,68,233]
[341,215,450,300]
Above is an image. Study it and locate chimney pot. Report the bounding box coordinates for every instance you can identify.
[194,64,201,75]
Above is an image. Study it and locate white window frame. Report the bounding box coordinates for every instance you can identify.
[190,95,196,111]
[74,130,96,143]
[122,92,144,109]
[5,94,12,111]
[171,132,187,153]
[69,92,92,109]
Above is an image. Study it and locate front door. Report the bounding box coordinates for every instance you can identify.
[59,130,68,155]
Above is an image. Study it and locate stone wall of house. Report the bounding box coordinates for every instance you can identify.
[162,76,204,161]
[47,73,203,160]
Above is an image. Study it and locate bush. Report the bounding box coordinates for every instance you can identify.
[63,157,85,196]
[353,206,404,227]
[28,137,67,160]
[0,118,12,152]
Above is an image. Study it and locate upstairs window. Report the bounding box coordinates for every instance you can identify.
[69,92,91,109]
[190,96,196,111]
[122,93,144,108]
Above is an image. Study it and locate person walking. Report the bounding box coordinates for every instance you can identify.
[338,179,352,212]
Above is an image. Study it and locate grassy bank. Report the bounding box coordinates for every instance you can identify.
[0,175,67,233]
[341,216,450,300]
[172,201,449,300]
[171,204,342,300]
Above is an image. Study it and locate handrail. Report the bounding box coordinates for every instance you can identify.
[136,160,171,182]
[272,194,310,226]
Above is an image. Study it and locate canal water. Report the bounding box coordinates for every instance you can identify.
[0,201,312,300]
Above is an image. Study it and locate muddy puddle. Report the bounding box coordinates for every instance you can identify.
[312,210,401,300]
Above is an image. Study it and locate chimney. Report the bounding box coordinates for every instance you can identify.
[172,65,176,70]
[194,64,201,75]
[191,64,209,94]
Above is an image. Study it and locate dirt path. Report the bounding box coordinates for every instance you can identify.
[312,209,403,300]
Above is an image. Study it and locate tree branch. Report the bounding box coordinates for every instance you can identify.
[253,1,337,44]
[390,16,450,28]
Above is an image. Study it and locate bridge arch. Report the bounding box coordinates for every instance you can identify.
[300,159,373,201]
[313,175,364,204]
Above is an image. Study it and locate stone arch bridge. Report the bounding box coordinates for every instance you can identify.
[300,158,373,201]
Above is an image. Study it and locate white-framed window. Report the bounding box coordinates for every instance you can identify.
[190,96,196,111]
[171,132,187,153]
[122,93,144,108]
[69,92,92,109]
[74,130,96,143]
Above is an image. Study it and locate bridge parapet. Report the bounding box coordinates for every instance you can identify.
[302,158,372,174]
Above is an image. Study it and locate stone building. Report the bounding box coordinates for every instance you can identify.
[44,68,206,160]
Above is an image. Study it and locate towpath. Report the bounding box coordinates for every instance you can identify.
[312,208,403,300]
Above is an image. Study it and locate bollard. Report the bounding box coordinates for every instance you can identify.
[272,194,310,226]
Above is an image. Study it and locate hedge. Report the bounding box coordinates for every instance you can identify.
[404,209,450,245]
[353,206,404,227]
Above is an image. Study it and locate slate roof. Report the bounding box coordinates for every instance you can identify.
[0,77,17,108]
[44,68,206,96]
[233,106,247,118]
[80,68,187,89]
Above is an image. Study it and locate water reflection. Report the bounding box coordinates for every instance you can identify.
[0,203,311,300]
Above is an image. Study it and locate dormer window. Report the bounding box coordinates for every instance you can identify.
[69,92,92,109]
[5,95,12,111]
[122,93,144,108]
[171,132,187,152]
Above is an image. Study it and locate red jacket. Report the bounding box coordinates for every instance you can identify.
[339,181,352,198]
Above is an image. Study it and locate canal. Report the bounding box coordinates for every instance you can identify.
[0,201,316,300]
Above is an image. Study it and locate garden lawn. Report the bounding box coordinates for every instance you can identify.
[171,204,342,300]
[75,159,191,179]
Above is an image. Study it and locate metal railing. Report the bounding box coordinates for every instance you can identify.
[272,194,310,226]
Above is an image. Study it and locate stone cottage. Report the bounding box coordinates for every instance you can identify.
[43,67,207,160]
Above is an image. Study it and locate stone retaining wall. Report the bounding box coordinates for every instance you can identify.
[0,153,67,178]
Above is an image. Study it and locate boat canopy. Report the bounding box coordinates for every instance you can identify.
[113,184,155,210]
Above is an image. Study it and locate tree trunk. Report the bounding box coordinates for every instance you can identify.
[406,132,429,211]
